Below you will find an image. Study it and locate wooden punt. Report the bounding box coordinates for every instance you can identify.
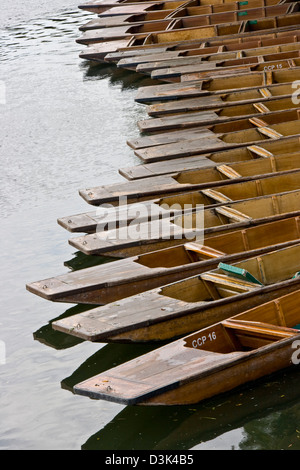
[141,81,299,118]
[68,187,300,258]
[79,5,183,31]
[61,149,300,234]
[112,27,300,66]
[135,67,300,104]
[72,288,300,405]
[26,215,300,305]
[181,57,300,84]
[76,3,296,44]
[61,160,300,235]
[118,29,300,71]
[135,36,300,75]
[78,137,300,205]
[136,10,300,48]
[122,134,300,179]
[137,96,300,133]
[133,117,300,163]
[78,0,186,14]
[78,0,284,14]
[148,42,300,82]
[79,11,300,60]
[52,243,300,343]
[79,0,282,32]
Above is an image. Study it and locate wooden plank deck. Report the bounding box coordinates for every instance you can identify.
[68,188,300,257]
[51,243,300,345]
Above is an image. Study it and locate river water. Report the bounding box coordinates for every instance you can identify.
[1,0,300,451]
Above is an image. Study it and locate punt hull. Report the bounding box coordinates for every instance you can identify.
[52,243,300,342]
[73,289,300,405]
[79,11,300,61]
[26,215,300,305]
[60,161,300,234]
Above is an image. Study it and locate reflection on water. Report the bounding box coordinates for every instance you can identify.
[1,1,300,451]
[81,367,300,450]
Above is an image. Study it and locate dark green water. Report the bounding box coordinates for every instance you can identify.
[1,0,299,451]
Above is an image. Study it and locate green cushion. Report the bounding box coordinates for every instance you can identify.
[218,262,263,285]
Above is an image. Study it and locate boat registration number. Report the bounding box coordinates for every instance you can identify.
[263,63,283,71]
[191,331,216,349]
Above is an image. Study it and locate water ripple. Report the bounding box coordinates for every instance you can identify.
[1,8,93,61]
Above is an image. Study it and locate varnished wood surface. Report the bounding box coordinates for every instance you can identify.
[133,120,300,163]
[129,33,300,74]
[120,135,300,180]
[26,215,300,304]
[27,0,300,406]
[112,28,300,66]
[76,3,297,45]
[71,274,300,404]
[52,243,300,345]
[60,161,300,234]
[137,98,299,133]
[79,10,300,60]
[68,187,300,257]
